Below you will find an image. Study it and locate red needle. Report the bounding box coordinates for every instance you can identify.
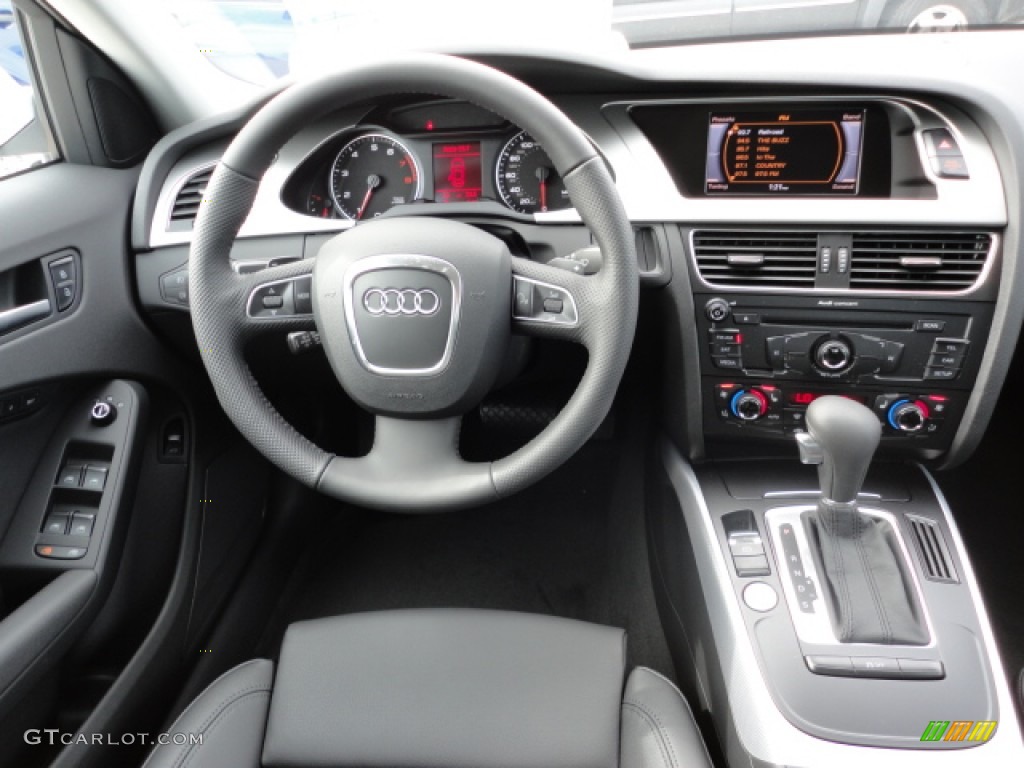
[356,174,381,221]
[535,166,551,213]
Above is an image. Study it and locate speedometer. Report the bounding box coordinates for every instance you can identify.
[330,133,422,220]
[495,132,571,214]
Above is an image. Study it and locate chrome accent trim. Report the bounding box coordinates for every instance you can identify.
[341,254,462,377]
[659,440,1024,766]
[0,299,51,334]
[764,504,936,648]
[764,489,881,499]
[687,228,1000,297]
[511,275,579,327]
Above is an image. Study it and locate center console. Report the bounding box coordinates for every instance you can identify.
[631,94,1024,767]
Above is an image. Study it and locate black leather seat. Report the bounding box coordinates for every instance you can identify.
[144,609,713,768]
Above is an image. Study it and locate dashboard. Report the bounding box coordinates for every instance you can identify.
[131,42,1018,471]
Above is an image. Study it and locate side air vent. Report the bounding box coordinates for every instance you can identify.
[849,232,991,291]
[692,231,818,288]
[169,167,214,229]
[906,515,959,584]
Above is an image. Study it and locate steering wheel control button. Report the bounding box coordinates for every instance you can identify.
[349,263,459,375]
[159,266,190,307]
[804,655,855,677]
[82,466,108,492]
[287,330,322,355]
[704,297,731,323]
[742,582,778,612]
[43,514,71,536]
[249,281,297,318]
[293,276,313,315]
[35,544,87,560]
[90,401,117,426]
[512,276,578,326]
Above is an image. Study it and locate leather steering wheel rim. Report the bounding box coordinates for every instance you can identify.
[189,53,638,511]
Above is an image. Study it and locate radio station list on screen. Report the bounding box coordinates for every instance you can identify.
[433,142,482,203]
[705,109,866,195]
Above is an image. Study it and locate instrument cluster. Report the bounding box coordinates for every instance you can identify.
[287,100,574,221]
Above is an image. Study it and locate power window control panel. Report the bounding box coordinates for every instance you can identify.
[38,454,111,560]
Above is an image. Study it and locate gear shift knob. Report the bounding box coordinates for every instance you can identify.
[797,396,881,504]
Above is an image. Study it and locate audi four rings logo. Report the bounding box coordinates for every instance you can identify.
[362,288,441,317]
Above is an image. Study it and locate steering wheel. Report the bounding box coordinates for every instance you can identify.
[189,53,638,512]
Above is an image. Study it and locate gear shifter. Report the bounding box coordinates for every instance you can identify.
[795,396,927,645]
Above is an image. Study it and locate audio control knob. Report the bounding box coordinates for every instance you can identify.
[815,338,854,373]
[731,389,768,421]
[888,399,929,433]
[705,298,731,323]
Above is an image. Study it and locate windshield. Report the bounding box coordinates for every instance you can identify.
[162,0,1024,85]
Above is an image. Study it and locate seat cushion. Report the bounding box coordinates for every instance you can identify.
[261,608,626,768]
[142,658,273,768]
[620,667,715,768]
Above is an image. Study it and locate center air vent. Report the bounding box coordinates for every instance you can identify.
[169,167,214,230]
[850,232,992,291]
[692,231,818,288]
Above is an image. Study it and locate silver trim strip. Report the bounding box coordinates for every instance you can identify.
[0,299,52,334]
[341,254,462,377]
[659,440,1024,766]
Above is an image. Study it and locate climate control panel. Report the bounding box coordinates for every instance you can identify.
[713,383,957,440]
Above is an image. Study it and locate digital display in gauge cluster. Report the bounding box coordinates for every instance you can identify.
[433,142,482,203]
[705,109,866,195]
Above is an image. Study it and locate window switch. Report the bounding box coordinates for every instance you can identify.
[58,464,84,487]
[82,466,108,491]
[69,512,95,538]
[43,514,70,536]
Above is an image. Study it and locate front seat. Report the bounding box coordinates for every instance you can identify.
[144,609,714,768]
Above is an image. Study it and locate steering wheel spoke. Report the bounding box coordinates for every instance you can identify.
[319,415,496,510]
[511,256,592,344]
[239,259,317,336]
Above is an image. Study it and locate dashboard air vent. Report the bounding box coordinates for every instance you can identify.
[849,232,991,291]
[906,515,958,584]
[169,167,214,228]
[692,231,818,288]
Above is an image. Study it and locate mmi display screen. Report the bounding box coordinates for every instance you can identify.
[705,109,866,195]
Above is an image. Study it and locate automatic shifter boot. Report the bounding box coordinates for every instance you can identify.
[807,502,929,645]
[798,397,928,646]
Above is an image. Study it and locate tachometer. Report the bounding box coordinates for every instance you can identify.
[330,133,422,220]
[495,131,571,214]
